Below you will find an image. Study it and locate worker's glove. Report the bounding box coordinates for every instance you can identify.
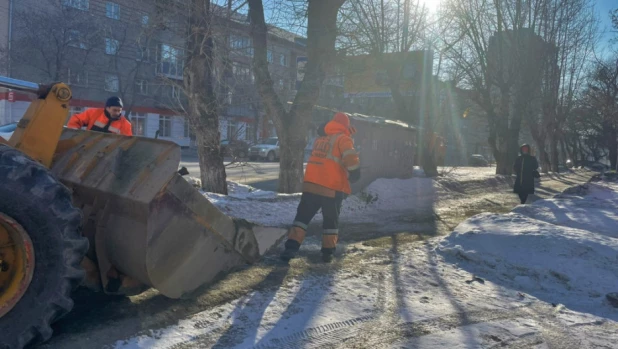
[348,168,361,183]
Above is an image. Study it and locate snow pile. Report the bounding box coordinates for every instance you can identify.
[438,181,618,321]
[113,181,618,349]
[203,177,447,227]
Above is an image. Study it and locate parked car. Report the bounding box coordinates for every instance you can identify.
[249,137,280,162]
[469,154,489,167]
[575,160,611,172]
[220,139,249,159]
[0,122,17,140]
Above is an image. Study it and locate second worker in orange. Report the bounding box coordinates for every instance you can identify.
[281,112,361,263]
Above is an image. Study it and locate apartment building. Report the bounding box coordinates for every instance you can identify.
[0,0,305,147]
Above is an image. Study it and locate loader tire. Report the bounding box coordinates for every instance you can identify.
[0,145,88,349]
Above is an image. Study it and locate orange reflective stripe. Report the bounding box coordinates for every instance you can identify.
[325,134,343,164]
[288,226,306,244]
[293,221,308,230]
[108,126,121,134]
[94,120,107,128]
[346,163,360,171]
[304,133,354,194]
[342,149,357,157]
[322,234,338,249]
[323,229,338,235]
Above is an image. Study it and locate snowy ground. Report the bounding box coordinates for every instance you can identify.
[110,172,618,349]
[200,166,501,228]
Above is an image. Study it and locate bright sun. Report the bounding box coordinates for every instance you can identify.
[421,0,442,13]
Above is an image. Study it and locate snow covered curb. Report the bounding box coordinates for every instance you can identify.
[438,181,618,322]
[194,166,522,228]
[191,167,589,228]
[200,177,447,227]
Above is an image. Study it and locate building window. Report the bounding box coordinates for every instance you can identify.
[184,118,190,138]
[279,53,287,66]
[229,34,253,56]
[157,44,184,79]
[106,2,120,20]
[227,120,237,139]
[232,63,253,83]
[104,74,119,92]
[67,68,88,86]
[62,0,89,10]
[129,112,147,136]
[135,80,148,95]
[136,45,149,61]
[267,50,273,63]
[245,122,254,141]
[105,38,119,55]
[159,116,172,137]
[141,15,149,26]
[169,85,182,99]
[67,30,87,49]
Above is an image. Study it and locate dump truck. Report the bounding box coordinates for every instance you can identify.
[0,76,288,349]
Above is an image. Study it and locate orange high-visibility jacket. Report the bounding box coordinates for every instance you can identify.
[67,108,132,136]
[304,121,360,194]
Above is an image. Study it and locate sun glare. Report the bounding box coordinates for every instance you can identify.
[421,0,442,13]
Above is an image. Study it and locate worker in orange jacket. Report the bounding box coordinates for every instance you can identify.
[281,112,361,263]
[67,96,132,136]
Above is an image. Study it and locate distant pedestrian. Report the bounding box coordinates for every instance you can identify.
[513,143,540,204]
[280,112,361,263]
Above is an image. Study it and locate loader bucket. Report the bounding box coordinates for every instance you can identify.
[50,128,288,299]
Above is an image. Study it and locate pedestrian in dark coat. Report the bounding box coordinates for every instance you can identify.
[513,143,540,204]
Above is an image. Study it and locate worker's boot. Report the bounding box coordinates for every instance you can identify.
[280,239,301,261]
[321,252,333,263]
[321,247,335,263]
[281,227,305,262]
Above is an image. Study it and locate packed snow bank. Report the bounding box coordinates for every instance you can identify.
[203,177,448,227]
[438,181,618,322]
[511,183,618,238]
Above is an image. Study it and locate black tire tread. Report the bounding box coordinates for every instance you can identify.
[0,145,88,349]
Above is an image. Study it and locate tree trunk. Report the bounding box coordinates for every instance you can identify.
[196,127,227,193]
[491,111,521,176]
[537,139,549,173]
[609,130,618,170]
[248,0,344,193]
[550,134,560,173]
[560,137,569,168]
[185,0,227,194]
[276,130,306,192]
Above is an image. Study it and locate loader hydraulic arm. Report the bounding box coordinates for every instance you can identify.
[0,76,72,167]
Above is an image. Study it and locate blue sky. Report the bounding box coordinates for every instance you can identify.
[596,0,616,55]
[245,0,615,55]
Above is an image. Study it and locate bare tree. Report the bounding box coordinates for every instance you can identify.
[519,0,598,173]
[247,0,345,193]
[5,0,102,82]
[181,0,228,194]
[337,0,448,176]
[582,58,618,169]
[151,0,249,194]
[440,0,554,175]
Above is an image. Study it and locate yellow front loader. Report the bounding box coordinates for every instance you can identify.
[0,77,287,349]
